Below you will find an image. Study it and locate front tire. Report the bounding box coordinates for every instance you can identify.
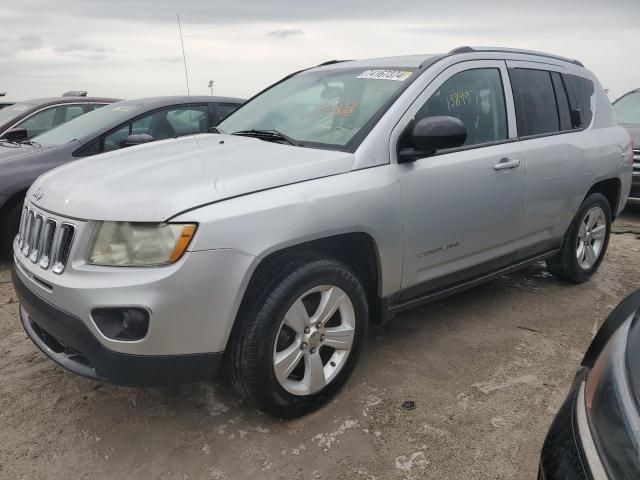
[228,256,368,418]
[546,193,611,283]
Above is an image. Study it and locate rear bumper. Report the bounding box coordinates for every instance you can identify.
[13,269,223,386]
[539,369,607,480]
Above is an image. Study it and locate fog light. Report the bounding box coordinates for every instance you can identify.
[92,308,149,341]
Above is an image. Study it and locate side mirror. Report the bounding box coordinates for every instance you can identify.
[119,133,155,148]
[3,128,28,143]
[399,116,467,163]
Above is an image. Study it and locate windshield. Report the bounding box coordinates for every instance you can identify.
[614,92,640,125]
[0,102,35,124]
[33,102,143,146]
[219,67,417,149]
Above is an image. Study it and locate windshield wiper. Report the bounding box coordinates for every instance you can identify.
[232,129,304,147]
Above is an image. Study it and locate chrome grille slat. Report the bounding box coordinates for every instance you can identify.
[633,149,640,175]
[29,215,44,263]
[22,211,34,256]
[16,205,75,274]
[17,207,27,248]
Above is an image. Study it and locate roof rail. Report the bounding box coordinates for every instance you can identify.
[448,46,584,67]
[316,60,352,67]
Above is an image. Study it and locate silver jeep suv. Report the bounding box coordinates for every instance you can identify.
[12,47,633,418]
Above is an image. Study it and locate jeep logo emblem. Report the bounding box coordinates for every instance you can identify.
[32,189,44,201]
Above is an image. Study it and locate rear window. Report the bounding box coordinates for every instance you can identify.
[510,69,559,137]
[614,91,640,126]
[564,74,595,128]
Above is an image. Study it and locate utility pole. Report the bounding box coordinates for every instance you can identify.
[208,80,214,96]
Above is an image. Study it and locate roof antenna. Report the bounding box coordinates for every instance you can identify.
[177,13,190,97]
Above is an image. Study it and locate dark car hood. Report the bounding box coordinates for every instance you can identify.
[0,142,71,198]
[0,142,40,162]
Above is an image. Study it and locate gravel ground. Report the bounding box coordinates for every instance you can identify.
[1,210,639,480]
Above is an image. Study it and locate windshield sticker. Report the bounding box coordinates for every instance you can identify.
[111,105,138,112]
[335,102,358,116]
[357,70,413,82]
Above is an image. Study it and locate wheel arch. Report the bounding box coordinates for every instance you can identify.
[584,178,621,219]
[225,231,385,351]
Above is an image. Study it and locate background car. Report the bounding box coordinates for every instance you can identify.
[613,89,640,205]
[0,102,14,110]
[0,95,119,142]
[0,95,244,256]
[540,288,640,479]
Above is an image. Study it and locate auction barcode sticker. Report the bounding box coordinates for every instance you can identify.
[357,70,413,81]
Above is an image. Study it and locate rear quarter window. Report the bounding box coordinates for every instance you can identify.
[563,74,595,128]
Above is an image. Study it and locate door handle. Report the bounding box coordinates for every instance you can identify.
[494,158,521,170]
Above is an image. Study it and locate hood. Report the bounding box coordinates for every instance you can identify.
[30,134,355,221]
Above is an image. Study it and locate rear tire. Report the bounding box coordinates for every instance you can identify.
[227,255,368,418]
[546,193,611,283]
[0,200,22,259]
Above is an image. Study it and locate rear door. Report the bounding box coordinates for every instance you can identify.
[507,62,586,260]
[392,60,526,301]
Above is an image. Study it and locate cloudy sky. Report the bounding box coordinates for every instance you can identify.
[1,0,638,102]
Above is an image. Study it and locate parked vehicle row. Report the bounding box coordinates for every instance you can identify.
[11,47,632,421]
[0,95,244,255]
[0,95,119,142]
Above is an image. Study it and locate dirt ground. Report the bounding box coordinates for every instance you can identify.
[1,210,640,480]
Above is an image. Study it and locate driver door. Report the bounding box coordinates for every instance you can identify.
[393,60,526,302]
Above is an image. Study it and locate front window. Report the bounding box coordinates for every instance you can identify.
[614,91,640,126]
[218,67,417,150]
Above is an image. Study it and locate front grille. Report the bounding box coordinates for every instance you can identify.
[17,205,76,274]
[633,149,640,176]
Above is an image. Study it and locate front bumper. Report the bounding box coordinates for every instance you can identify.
[13,269,223,386]
[539,369,607,480]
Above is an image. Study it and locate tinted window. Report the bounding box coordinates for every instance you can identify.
[216,103,240,122]
[510,69,559,136]
[564,74,595,128]
[414,68,508,147]
[551,72,572,131]
[614,91,640,126]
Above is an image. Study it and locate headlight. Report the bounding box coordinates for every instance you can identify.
[584,316,640,478]
[87,222,197,266]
